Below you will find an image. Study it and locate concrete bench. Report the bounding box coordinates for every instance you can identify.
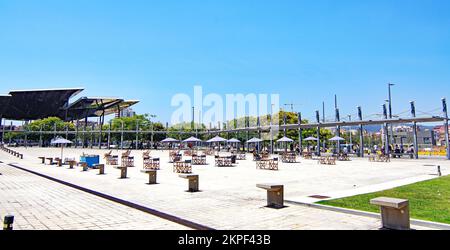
[179,174,199,192]
[94,164,105,175]
[256,183,284,208]
[114,166,128,179]
[370,197,410,230]
[141,169,157,185]
[38,157,45,164]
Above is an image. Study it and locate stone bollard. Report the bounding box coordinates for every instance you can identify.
[95,164,105,175]
[179,174,199,192]
[68,161,76,169]
[114,166,128,179]
[370,197,410,230]
[141,169,158,185]
[3,215,14,230]
[256,183,284,208]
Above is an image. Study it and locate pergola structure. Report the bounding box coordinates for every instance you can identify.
[0,88,139,147]
[205,100,450,160]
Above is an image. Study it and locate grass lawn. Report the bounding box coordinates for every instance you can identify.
[318,175,450,224]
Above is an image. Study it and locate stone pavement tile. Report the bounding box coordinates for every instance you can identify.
[2,148,446,230]
[0,164,189,230]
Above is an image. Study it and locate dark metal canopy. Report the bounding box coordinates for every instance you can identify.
[0,88,139,121]
[64,97,139,120]
[3,88,83,120]
[64,97,123,120]
[0,95,12,117]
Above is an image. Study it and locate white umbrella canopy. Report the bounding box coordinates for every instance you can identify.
[161,137,179,143]
[207,136,227,143]
[51,138,73,144]
[329,136,345,141]
[50,137,73,160]
[227,138,241,143]
[247,138,263,143]
[277,136,294,143]
[183,136,203,143]
[304,136,318,141]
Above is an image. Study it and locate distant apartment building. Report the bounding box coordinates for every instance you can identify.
[385,125,436,147]
[433,125,450,146]
[115,108,136,118]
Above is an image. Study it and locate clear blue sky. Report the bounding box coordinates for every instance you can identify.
[1,0,449,123]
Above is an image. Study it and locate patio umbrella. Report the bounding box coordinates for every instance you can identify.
[329,136,345,153]
[246,138,263,153]
[277,136,294,152]
[51,137,73,160]
[227,138,241,151]
[329,136,345,141]
[247,137,263,143]
[277,136,294,143]
[207,136,227,143]
[161,137,179,143]
[183,136,203,150]
[207,136,227,151]
[304,136,318,152]
[183,136,202,143]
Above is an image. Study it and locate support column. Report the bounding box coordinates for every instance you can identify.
[257,117,261,139]
[383,104,390,156]
[39,125,43,147]
[83,116,88,148]
[1,118,4,144]
[135,120,139,150]
[443,98,450,160]
[75,119,79,148]
[410,101,419,159]
[358,106,364,157]
[99,114,104,149]
[298,112,303,154]
[120,121,124,150]
[24,121,28,148]
[0,116,2,144]
[107,120,111,149]
[335,108,341,153]
[9,121,12,144]
[316,110,321,156]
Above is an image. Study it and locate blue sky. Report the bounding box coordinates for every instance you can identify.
[1,0,449,123]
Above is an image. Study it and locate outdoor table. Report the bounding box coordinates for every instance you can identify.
[144,157,160,170]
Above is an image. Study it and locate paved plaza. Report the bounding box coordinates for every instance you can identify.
[1,147,449,230]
